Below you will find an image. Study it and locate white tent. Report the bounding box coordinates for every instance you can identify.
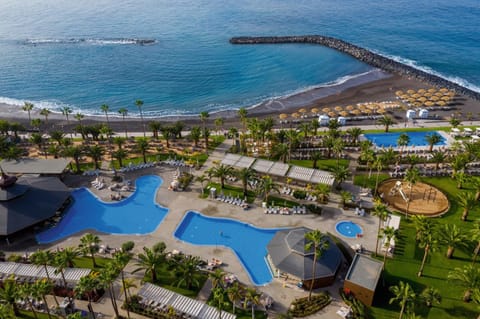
[318,115,330,126]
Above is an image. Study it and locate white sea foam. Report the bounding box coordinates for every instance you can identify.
[24,38,156,46]
[371,49,480,93]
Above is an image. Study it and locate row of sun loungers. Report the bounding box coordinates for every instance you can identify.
[83,169,100,176]
[264,206,307,215]
[91,178,105,190]
[216,195,249,209]
[162,159,187,167]
[305,193,318,201]
[119,162,155,172]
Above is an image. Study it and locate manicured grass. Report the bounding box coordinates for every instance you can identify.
[353,173,390,190]
[207,290,267,319]
[203,182,256,203]
[290,158,350,171]
[369,177,480,319]
[19,310,58,319]
[266,195,301,208]
[74,256,115,271]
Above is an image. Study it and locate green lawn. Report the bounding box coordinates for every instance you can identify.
[18,310,58,319]
[353,173,390,190]
[369,177,480,319]
[203,182,257,203]
[290,158,350,171]
[74,256,114,270]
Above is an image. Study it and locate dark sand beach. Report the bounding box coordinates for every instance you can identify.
[1,68,479,133]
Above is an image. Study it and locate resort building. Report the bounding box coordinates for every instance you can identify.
[266,227,342,289]
[344,254,384,306]
[0,158,71,178]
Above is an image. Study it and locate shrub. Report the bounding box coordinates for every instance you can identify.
[293,189,307,199]
[122,241,135,252]
[306,204,322,215]
[289,293,331,317]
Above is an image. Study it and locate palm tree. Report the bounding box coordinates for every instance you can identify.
[470,221,480,265]
[372,202,390,256]
[100,104,110,127]
[378,115,395,132]
[75,274,100,319]
[19,283,40,319]
[133,246,164,283]
[209,268,226,290]
[340,190,352,207]
[200,111,210,149]
[49,130,64,146]
[175,255,203,290]
[373,156,386,195]
[56,246,79,268]
[299,122,311,139]
[243,287,260,319]
[425,133,442,152]
[454,170,467,189]
[160,126,173,148]
[449,117,461,128]
[0,304,15,319]
[86,145,104,169]
[22,102,34,123]
[315,183,331,203]
[258,176,279,203]
[236,167,255,198]
[404,167,420,218]
[135,99,146,137]
[310,118,320,136]
[117,107,129,138]
[238,107,248,133]
[190,126,202,148]
[30,250,53,281]
[211,287,226,319]
[99,261,120,318]
[52,251,69,288]
[389,281,416,319]
[421,287,441,308]
[31,118,42,131]
[40,108,51,127]
[227,282,243,314]
[413,215,438,277]
[310,151,322,169]
[332,165,350,190]
[304,230,330,300]
[30,132,47,159]
[332,137,345,166]
[79,233,101,267]
[431,151,445,171]
[439,224,467,258]
[346,127,363,145]
[211,164,235,189]
[458,191,476,221]
[196,174,209,195]
[136,137,150,163]
[149,121,162,139]
[359,146,375,179]
[380,226,397,268]
[203,127,211,150]
[448,265,480,302]
[63,145,83,173]
[113,149,128,168]
[74,113,84,137]
[273,143,289,163]
[0,276,20,316]
[397,133,410,155]
[34,279,55,319]
[214,117,224,134]
[61,106,73,127]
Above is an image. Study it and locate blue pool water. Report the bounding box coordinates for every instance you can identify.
[36,175,168,244]
[335,221,363,238]
[363,131,446,148]
[174,211,281,286]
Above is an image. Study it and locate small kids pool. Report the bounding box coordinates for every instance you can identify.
[363,131,446,148]
[335,221,363,238]
[174,211,282,286]
[36,175,169,244]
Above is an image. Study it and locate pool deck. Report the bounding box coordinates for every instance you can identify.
[8,139,379,318]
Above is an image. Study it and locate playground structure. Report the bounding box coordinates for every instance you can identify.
[378,179,450,216]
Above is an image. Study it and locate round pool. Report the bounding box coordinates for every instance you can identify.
[335,221,363,238]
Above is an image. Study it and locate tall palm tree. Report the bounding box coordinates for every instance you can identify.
[79,233,101,267]
[0,304,15,319]
[203,127,211,150]
[431,151,446,171]
[135,99,146,137]
[22,102,34,123]
[174,255,203,290]
[439,224,467,259]
[209,268,226,290]
[238,107,248,134]
[86,145,104,170]
[373,156,386,195]
[413,215,438,277]
[63,145,83,173]
[273,143,289,163]
[470,221,480,265]
[299,122,311,139]
[310,118,320,136]
[332,165,350,190]
[40,108,51,127]
[113,149,128,167]
[99,261,120,318]
[211,287,226,319]
[404,167,420,218]
[31,118,42,131]
[196,174,209,195]
[258,176,279,203]
[214,117,224,134]
[359,146,375,179]
[236,167,255,198]
[425,133,442,152]
[315,183,331,203]
[0,276,21,316]
[75,274,100,319]
[448,265,480,302]
[61,106,73,127]
[332,137,345,166]
[100,104,110,127]
[243,287,260,319]
[74,113,85,137]
[190,126,202,148]
[397,133,410,156]
[49,130,64,146]
[389,281,416,319]
[133,246,164,283]
[310,151,322,169]
[136,137,150,163]
[227,282,243,314]
[304,230,330,300]
[30,250,53,281]
[372,202,390,256]
[380,226,397,269]
[421,287,442,308]
[211,164,235,189]
[458,191,476,221]
[118,107,129,138]
[377,115,395,132]
[34,279,54,319]
[30,132,47,159]
[160,126,173,148]
[19,283,40,319]
[470,177,480,201]
[200,111,210,149]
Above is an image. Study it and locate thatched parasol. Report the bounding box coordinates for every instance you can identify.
[339,110,349,117]
[291,112,300,119]
[310,107,319,115]
[430,96,439,101]
[437,100,446,106]
[377,108,386,114]
[441,95,451,101]
[279,113,288,120]
[428,88,437,93]
[395,90,404,96]
[418,96,427,102]
[418,88,426,94]
[407,89,416,94]
[439,88,449,93]
[346,105,354,111]
[334,106,343,112]
[424,101,434,107]
[322,107,331,113]
[298,108,307,115]
[411,93,421,99]
[328,111,337,118]
[350,109,361,115]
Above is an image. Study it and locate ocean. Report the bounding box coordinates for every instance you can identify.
[0,0,478,117]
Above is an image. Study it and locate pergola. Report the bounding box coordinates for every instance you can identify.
[287,166,335,186]
[220,154,255,169]
[0,262,91,285]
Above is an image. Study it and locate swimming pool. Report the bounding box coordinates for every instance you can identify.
[174,211,282,286]
[36,175,169,244]
[363,131,446,148]
[335,221,363,238]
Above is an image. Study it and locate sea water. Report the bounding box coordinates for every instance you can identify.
[0,0,478,117]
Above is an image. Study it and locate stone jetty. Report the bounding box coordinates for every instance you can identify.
[230,35,480,101]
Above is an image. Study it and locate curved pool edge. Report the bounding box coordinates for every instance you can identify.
[173,210,285,286]
[334,220,363,239]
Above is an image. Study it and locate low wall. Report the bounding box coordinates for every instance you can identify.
[230,36,480,101]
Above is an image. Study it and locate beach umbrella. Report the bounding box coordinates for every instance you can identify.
[322,107,331,113]
[430,96,439,101]
[418,88,426,94]
[423,92,432,97]
[279,113,288,120]
[400,94,410,100]
[350,109,361,115]
[291,112,300,119]
[407,89,415,94]
[346,105,354,111]
[363,109,373,115]
[367,103,378,110]
[377,108,387,114]
[448,91,456,97]
[418,96,427,102]
[439,88,449,93]
[411,93,421,99]
[328,111,337,118]
[339,110,349,117]
[428,88,437,93]
[435,91,444,97]
[334,106,343,112]
[298,108,307,115]
[425,101,434,107]
[437,100,446,106]
[441,95,451,101]
[413,102,422,107]
[395,90,404,96]
[310,107,319,115]
[407,98,417,104]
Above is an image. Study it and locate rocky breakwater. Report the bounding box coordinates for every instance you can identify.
[230,36,480,101]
